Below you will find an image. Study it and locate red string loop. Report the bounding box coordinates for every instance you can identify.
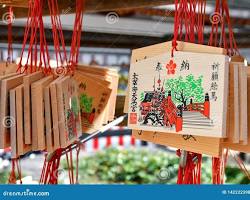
[69,0,85,72]
[177,151,202,184]
[171,0,206,57]
[8,158,22,184]
[39,149,63,185]
[17,0,51,74]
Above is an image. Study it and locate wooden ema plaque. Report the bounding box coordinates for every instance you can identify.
[49,78,61,149]
[23,71,44,144]
[44,85,54,152]
[226,63,239,143]
[10,84,32,158]
[222,67,250,152]
[125,41,240,157]
[77,66,114,124]
[128,51,229,138]
[75,70,113,125]
[239,66,248,144]
[31,75,54,151]
[56,76,82,148]
[77,65,119,122]
[0,74,25,148]
[73,71,112,133]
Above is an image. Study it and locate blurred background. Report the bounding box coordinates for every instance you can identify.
[0,0,249,184]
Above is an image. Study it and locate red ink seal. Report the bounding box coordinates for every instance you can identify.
[130,113,137,124]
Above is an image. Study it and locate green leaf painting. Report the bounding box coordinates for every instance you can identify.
[71,96,79,116]
[165,74,204,107]
[140,92,145,102]
[80,94,93,113]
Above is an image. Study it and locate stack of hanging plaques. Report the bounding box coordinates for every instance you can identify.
[124,41,249,157]
[0,64,119,157]
[0,71,81,157]
[222,56,250,152]
[74,65,119,133]
[31,74,83,152]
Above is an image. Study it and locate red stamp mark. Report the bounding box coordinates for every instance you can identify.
[166,59,177,75]
[130,113,137,124]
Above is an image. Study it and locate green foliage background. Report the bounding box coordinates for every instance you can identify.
[60,148,250,184]
[0,148,249,184]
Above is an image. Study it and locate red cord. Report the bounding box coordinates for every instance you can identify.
[208,0,239,56]
[171,0,206,57]
[48,0,68,71]
[177,150,202,184]
[8,158,22,184]
[75,144,81,184]
[17,0,51,74]
[69,0,85,72]
[39,149,63,185]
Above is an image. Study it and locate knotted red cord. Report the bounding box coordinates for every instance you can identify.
[176,150,202,184]
[39,149,63,184]
[39,153,48,183]
[65,146,75,184]
[75,144,81,184]
[171,0,206,57]
[8,158,22,184]
[69,0,85,72]
[48,0,68,73]
[171,0,180,57]
[17,0,51,74]
[212,149,229,184]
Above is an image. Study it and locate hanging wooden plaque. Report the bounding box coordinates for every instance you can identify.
[222,67,250,152]
[49,78,62,149]
[31,76,53,151]
[125,41,229,157]
[0,74,25,148]
[23,71,44,144]
[10,84,35,158]
[128,51,229,138]
[73,71,112,133]
[56,76,82,148]
[44,85,54,152]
